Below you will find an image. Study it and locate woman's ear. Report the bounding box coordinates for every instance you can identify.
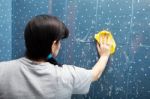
[51,40,57,53]
[51,40,60,57]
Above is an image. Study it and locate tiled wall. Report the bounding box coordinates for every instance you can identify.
[0,0,12,61]
[0,0,150,99]
[52,0,150,99]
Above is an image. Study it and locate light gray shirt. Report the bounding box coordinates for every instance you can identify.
[0,57,92,99]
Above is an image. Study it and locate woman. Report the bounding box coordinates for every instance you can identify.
[0,15,111,99]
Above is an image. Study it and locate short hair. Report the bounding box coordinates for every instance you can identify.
[24,14,69,62]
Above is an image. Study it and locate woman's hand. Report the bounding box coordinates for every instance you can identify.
[92,35,112,81]
[96,35,112,57]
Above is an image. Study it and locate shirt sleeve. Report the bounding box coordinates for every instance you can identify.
[62,65,93,94]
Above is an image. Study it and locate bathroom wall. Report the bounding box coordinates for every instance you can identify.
[51,0,150,99]
[0,0,149,99]
[0,0,12,61]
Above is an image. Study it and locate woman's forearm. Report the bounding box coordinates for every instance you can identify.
[92,56,109,81]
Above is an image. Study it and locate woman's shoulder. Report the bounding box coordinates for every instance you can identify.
[0,58,22,73]
[0,58,20,66]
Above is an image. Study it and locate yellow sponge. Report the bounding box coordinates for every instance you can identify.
[94,30,116,54]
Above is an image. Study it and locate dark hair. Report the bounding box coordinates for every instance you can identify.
[24,14,69,66]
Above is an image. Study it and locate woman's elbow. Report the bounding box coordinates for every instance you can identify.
[92,72,102,82]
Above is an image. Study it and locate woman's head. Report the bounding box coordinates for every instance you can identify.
[24,15,69,61]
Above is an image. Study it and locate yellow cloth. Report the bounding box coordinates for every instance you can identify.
[94,30,116,54]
